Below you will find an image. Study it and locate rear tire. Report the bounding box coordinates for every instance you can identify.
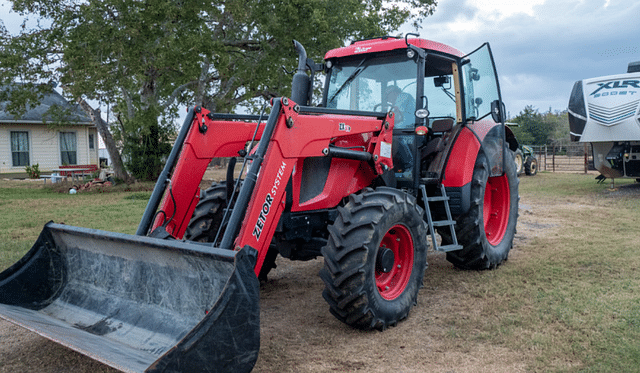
[319,187,428,330]
[444,148,519,270]
[524,156,537,176]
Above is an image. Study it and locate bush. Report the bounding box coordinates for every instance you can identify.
[25,163,41,179]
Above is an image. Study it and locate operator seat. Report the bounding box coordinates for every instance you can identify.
[422,117,455,159]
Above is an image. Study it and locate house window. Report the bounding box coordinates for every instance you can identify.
[10,131,30,167]
[60,132,77,165]
[89,133,95,150]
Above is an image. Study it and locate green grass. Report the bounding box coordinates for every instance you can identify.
[0,180,153,269]
[430,172,640,372]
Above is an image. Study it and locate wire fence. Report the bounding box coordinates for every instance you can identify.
[529,143,594,173]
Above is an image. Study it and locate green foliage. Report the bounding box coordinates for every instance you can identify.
[1,0,437,180]
[117,106,175,181]
[24,163,40,178]
[510,105,570,146]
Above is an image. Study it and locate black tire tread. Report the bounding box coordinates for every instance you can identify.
[524,156,537,176]
[184,181,278,280]
[440,149,519,270]
[184,182,228,243]
[319,187,428,331]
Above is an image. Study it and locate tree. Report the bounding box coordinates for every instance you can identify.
[510,105,569,146]
[0,0,437,180]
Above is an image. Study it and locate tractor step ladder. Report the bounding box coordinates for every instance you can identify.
[420,184,462,253]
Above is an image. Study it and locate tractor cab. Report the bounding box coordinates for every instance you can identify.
[322,36,506,188]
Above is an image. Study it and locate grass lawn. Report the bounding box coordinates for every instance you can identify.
[0,179,154,270]
[1,172,639,372]
[428,172,640,372]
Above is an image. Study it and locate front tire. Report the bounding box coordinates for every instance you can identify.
[185,181,278,280]
[319,187,428,330]
[184,182,229,244]
[444,148,519,270]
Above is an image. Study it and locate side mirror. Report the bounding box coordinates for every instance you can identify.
[470,68,480,81]
[491,100,506,123]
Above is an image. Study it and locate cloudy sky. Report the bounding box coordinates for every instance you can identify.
[403,0,640,117]
[1,0,638,118]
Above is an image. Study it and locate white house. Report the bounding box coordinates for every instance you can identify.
[0,87,99,175]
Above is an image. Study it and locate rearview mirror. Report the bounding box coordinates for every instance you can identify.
[434,76,450,87]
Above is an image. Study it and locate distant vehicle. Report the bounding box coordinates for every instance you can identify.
[568,61,640,180]
[506,122,538,176]
[513,144,537,176]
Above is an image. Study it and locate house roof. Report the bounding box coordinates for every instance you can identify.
[0,85,93,125]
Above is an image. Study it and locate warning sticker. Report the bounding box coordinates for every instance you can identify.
[380,142,392,158]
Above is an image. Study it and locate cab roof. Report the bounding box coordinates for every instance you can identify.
[324,37,464,60]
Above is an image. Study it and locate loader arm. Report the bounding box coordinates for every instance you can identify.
[149,98,394,276]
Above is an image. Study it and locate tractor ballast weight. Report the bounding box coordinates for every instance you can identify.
[0,36,518,372]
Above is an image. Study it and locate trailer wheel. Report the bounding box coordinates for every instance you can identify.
[444,148,519,270]
[319,187,428,330]
[524,156,537,176]
[185,181,278,280]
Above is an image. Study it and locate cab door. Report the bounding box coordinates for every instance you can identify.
[459,43,507,176]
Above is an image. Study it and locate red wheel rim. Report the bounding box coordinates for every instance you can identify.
[375,224,414,300]
[483,173,510,246]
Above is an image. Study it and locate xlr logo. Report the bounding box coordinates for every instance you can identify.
[590,80,640,96]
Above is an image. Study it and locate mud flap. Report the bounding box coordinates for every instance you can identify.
[0,222,260,373]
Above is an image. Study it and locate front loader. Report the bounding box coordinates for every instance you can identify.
[0,35,519,372]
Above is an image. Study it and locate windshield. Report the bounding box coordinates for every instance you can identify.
[325,54,418,119]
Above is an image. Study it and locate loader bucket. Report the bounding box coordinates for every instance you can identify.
[0,222,260,373]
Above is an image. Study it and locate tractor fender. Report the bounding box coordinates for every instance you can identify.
[442,122,517,216]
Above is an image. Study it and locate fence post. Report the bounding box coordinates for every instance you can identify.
[552,145,555,172]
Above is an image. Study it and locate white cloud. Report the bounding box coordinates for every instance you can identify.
[404,0,640,114]
[470,0,547,20]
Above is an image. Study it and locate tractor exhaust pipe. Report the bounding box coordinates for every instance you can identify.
[291,40,311,105]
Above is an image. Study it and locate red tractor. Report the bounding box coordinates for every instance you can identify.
[0,35,519,372]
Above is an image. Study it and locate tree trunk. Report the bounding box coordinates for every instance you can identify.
[77,99,131,182]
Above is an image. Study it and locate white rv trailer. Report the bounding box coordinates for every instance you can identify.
[568,61,640,179]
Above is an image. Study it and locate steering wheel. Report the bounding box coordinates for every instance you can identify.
[373,103,389,112]
[373,103,404,124]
